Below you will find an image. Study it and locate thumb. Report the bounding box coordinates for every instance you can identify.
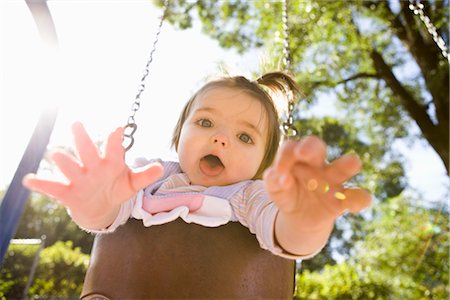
[129,162,164,192]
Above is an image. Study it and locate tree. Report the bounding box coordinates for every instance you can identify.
[0,241,89,299]
[14,194,94,254]
[0,194,93,298]
[156,0,449,173]
[295,196,449,299]
[30,241,89,298]
[290,116,405,270]
[154,2,449,293]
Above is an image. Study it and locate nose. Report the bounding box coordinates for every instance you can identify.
[212,133,229,148]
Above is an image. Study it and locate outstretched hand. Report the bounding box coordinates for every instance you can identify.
[23,122,164,230]
[264,136,371,254]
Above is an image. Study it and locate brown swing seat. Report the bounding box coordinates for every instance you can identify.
[81,218,295,299]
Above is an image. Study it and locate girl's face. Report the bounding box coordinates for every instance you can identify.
[177,87,269,187]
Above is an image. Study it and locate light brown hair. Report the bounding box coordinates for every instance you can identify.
[171,71,299,179]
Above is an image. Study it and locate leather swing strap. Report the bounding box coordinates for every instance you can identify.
[81,219,295,299]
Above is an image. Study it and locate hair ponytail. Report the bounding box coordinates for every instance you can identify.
[255,71,300,102]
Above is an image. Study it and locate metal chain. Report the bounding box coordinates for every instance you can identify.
[408,0,450,63]
[124,0,169,151]
[282,0,292,72]
[281,0,298,138]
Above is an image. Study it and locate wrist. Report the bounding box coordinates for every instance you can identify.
[68,205,121,231]
[274,211,334,256]
[278,209,335,233]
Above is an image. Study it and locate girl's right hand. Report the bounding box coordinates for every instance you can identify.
[22,122,164,230]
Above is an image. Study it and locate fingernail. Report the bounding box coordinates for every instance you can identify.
[297,144,316,162]
[345,153,362,169]
[307,179,318,191]
[279,175,288,186]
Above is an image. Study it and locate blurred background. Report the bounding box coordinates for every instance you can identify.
[1,0,448,299]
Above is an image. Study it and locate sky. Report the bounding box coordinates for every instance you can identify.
[0,0,259,185]
[0,0,448,204]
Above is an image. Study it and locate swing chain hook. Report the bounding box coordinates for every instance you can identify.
[281,0,298,139]
[408,0,450,63]
[124,0,170,151]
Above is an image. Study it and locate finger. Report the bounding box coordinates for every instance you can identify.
[50,150,83,181]
[263,167,295,210]
[339,187,372,214]
[274,136,327,176]
[104,127,125,164]
[22,174,71,200]
[293,136,327,167]
[129,162,164,192]
[273,140,297,175]
[263,167,293,194]
[72,122,100,168]
[325,153,362,185]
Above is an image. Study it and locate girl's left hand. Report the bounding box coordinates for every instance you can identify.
[263,136,371,231]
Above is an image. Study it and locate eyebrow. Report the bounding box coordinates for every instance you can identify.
[239,120,262,137]
[193,107,262,137]
[193,107,216,114]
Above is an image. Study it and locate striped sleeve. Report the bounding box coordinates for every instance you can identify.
[230,180,322,260]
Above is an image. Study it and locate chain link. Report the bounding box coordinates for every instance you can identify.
[124,0,169,151]
[282,0,292,71]
[281,0,298,138]
[408,0,450,63]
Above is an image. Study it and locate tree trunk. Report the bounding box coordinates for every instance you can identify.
[370,50,449,174]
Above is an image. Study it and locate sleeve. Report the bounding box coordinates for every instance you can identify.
[231,180,325,260]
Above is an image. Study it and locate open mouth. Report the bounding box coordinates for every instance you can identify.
[199,154,225,176]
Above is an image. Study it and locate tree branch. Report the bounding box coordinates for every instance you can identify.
[336,73,379,85]
[370,49,449,172]
[309,73,379,90]
[399,1,449,130]
[398,1,440,72]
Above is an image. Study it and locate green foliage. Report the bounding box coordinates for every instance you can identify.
[14,194,94,254]
[0,241,89,299]
[294,115,406,271]
[0,195,92,298]
[157,7,448,296]
[295,263,391,299]
[161,0,449,172]
[29,241,89,298]
[2,1,448,297]
[354,196,449,299]
[295,116,406,199]
[296,196,449,299]
[0,243,38,299]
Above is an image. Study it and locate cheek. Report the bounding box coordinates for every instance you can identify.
[177,133,190,168]
[238,146,265,175]
[177,128,202,167]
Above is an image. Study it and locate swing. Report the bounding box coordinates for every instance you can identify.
[5,0,445,298]
[68,1,450,298]
[81,1,297,298]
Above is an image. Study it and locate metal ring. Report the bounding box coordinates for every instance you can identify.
[123,123,138,151]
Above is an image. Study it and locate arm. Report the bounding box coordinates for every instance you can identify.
[22,122,164,231]
[264,136,371,256]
